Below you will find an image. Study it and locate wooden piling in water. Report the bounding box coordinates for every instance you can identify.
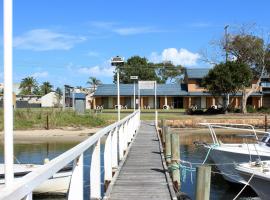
[46,113,49,130]
[165,126,171,164]
[161,119,166,144]
[171,132,180,191]
[265,115,268,132]
[195,165,211,200]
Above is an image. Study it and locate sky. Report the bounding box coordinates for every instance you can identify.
[0,0,270,88]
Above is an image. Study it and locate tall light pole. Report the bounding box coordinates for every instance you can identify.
[130,76,138,112]
[4,0,14,186]
[111,56,124,121]
[224,25,229,63]
[224,25,230,108]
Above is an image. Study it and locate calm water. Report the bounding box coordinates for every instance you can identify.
[0,136,260,200]
[180,144,258,200]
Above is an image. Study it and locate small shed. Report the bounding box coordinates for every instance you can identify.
[74,93,86,114]
[41,92,61,107]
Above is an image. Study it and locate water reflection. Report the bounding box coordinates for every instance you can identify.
[0,142,105,200]
[179,129,260,200]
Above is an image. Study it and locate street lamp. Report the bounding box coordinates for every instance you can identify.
[130,76,138,112]
[224,25,230,108]
[111,56,124,121]
[224,25,229,63]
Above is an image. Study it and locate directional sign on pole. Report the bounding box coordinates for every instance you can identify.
[130,76,138,80]
[138,81,155,90]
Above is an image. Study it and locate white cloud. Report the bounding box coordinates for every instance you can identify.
[86,51,99,57]
[113,27,157,36]
[90,21,159,36]
[78,65,114,77]
[31,71,49,78]
[150,48,201,66]
[14,29,86,51]
[190,22,212,28]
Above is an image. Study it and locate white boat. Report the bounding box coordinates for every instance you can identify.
[198,123,270,184]
[235,160,270,200]
[0,163,72,195]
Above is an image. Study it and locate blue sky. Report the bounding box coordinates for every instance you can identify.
[0,0,270,88]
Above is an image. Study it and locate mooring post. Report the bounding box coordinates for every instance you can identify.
[265,115,268,132]
[46,113,49,130]
[165,126,171,164]
[195,165,211,200]
[171,132,180,191]
[161,119,166,144]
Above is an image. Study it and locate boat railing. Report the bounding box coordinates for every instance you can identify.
[0,110,141,200]
[199,123,269,145]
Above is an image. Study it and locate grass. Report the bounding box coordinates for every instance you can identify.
[0,108,268,130]
[0,108,107,131]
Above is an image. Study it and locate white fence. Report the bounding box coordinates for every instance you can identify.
[0,110,140,200]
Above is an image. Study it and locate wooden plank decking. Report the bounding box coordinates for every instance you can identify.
[109,121,173,200]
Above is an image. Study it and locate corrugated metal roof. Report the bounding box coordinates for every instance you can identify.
[187,92,263,96]
[186,68,210,79]
[94,84,188,96]
[73,93,86,99]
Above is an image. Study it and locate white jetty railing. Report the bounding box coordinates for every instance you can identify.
[0,110,140,200]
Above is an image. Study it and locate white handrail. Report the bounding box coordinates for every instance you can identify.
[199,122,269,144]
[0,110,140,200]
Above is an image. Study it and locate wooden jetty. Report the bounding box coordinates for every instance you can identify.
[108,121,176,200]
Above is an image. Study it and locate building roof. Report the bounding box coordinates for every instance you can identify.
[187,91,263,96]
[94,84,188,96]
[185,68,210,79]
[73,93,86,99]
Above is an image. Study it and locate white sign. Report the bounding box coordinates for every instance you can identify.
[130,76,138,80]
[138,81,155,89]
[136,99,139,104]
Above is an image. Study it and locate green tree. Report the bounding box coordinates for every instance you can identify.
[202,61,253,110]
[112,56,183,83]
[55,87,63,108]
[226,33,270,113]
[55,87,63,96]
[87,77,102,91]
[19,77,38,95]
[40,81,53,95]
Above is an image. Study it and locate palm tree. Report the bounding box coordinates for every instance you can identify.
[40,81,53,95]
[87,77,102,91]
[19,77,38,95]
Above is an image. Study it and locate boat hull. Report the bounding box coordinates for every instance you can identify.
[236,168,270,200]
[206,147,270,184]
[0,164,72,195]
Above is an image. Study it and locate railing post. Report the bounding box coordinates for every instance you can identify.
[127,119,132,143]
[111,128,118,169]
[104,131,112,191]
[68,154,84,200]
[90,139,101,199]
[123,122,128,152]
[118,125,124,160]
[23,193,32,200]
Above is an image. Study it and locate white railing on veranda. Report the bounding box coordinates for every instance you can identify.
[0,110,141,200]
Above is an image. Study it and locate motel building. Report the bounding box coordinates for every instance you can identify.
[92,68,264,110]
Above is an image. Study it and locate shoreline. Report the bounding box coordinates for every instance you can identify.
[0,127,101,143]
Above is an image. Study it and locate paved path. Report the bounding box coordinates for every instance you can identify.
[109,121,172,200]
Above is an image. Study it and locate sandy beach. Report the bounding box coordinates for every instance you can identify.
[0,127,102,143]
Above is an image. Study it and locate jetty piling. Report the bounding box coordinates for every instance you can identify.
[265,114,268,132]
[195,165,211,200]
[171,132,180,191]
[161,119,166,144]
[165,126,172,164]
